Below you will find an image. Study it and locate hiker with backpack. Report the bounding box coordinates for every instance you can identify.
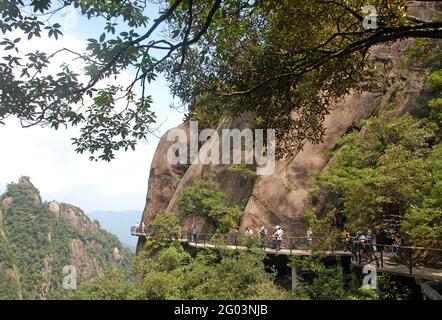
[259,226,268,248]
[273,225,283,251]
[189,225,198,243]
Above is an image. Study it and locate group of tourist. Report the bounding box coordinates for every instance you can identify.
[187,224,317,250]
[252,225,314,249]
[243,225,285,249]
[342,229,374,245]
[245,225,313,250]
[133,222,148,234]
[342,229,405,255]
[187,224,287,250]
[135,221,405,254]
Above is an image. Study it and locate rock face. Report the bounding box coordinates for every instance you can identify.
[141,124,191,222]
[164,113,257,234]
[48,201,100,233]
[136,124,191,251]
[0,177,132,300]
[137,2,441,246]
[69,239,104,282]
[2,197,13,210]
[112,247,122,262]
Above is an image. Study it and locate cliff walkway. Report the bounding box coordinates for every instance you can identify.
[131,226,442,281]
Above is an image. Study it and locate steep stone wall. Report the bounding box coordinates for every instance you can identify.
[137,2,442,247]
[48,201,100,233]
[164,113,256,234]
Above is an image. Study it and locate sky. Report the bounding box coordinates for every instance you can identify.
[0,3,183,212]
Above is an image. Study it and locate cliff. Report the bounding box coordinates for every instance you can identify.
[0,177,132,300]
[137,2,442,250]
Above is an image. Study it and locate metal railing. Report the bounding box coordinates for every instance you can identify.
[131,225,154,235]
[350,242,442,275]
[131,226,442,276]
[130,226,346,253]
[184,232,342,253]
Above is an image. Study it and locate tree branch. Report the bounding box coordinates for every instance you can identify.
[217,22,442,97]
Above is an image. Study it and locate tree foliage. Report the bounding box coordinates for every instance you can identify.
[177,181,243,233]
[71,268,134,300]
[132,243,292,300]
[308,52,442,247]
[290,256,415,300]
[290,256,378,300]
[0,178,132,299]
[1,1,442,160]
[163,0,442,158]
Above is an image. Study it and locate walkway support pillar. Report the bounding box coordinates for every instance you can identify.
[337,256,344,298]
[291,265,298,296]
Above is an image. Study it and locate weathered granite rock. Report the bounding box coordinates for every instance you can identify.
[136,124,191,252]
[137,2,442,246]
[69,239,104,281]
[112,246,122,262]
[141,124,191,224]
[2,197,13,210]
[164,113,256,234]
[48,201,99,233]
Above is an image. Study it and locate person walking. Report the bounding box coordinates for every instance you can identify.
[306,227,313,246]
[365,231,372,243]
[392,234,403,254]
[190,225,198,243]
[259,226,267,248]
[245,227,254,237]
[259,226,268,248]
[273,225,283,251]
[259,226,267,238]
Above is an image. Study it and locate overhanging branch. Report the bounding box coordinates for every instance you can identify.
[217,22,442,97]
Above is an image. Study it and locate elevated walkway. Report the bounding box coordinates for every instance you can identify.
[131,227,442,281]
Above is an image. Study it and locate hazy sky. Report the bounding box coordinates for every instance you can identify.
[0,4,183,212]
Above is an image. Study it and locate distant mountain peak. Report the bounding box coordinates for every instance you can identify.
[0,177,133,300]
